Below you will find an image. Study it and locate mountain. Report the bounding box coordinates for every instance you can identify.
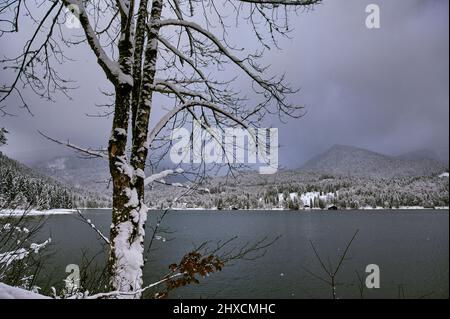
[5,149,448,211]
[144,168,449,210]
[397,148,449,164]
[301,145,447,177]
[33,155,186,195]
[0,152,110,209]
[34,155,111,195]
[5,147,74,166]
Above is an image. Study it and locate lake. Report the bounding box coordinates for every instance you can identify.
[20,209,449,299]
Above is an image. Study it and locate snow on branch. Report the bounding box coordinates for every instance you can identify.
[144,168,184,186]
[168,0,195,55]
[152,80,209,100]
[84,233,277,299]
[0,239,51,269]
[83,272,184,299]
[62,0,133,87]
[156,36,214,94]
[143,168,210,193]
[75,209,110,245]
[156,19,288,104]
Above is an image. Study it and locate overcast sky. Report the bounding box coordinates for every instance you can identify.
[0,0,448,167]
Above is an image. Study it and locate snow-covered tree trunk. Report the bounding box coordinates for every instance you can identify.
[107,0,162,297]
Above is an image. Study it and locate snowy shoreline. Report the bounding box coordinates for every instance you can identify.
[158,206,450,211]
[0,209,76,218]
[1,206,448,218]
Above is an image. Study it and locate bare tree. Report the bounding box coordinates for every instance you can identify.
[0,127,7,146]
[0,203,50,292]
[0,0,320,297]
[302,230,359,299]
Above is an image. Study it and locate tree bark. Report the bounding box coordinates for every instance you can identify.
[107,0,163,298]
[131,0,163,199]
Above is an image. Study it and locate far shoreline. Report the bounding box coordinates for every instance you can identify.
[154,206,450,212]
[2,206,449,217]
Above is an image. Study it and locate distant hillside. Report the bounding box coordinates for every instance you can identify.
[301,145,447,177]
[34,155,184,195]
[20,147,449,211]
[144,168,449,210]
[15,149,449,211]
[0,152,110,210]
[34,155,111,195]
[397,148,449,164]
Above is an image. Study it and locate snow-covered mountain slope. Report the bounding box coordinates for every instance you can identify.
[143,168,449,210]
[34,155,111,195]
[0,152,110,209]
[22,147,449,211]
[301,145,447,177]
[397,148,449,165]
[34,155,187,195]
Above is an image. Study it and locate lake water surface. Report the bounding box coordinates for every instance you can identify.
[25,209,449,299]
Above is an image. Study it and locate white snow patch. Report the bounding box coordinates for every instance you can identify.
[0,209,76,218]
[114,128,127,136]
[135,169,145,179]
[125,188,139,208]
[0,283,50,299]
[115,156,134,179]
[171,183,183,187]
[299,192,335,207]
[144,169,174,186]
[0,239,51,268]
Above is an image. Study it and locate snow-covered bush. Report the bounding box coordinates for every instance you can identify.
[0,210,51,293]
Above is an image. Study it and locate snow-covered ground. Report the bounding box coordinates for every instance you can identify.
[0,209,76,218]
[360,206,385,210]
[0,283,49,299]
[2,206,445,217]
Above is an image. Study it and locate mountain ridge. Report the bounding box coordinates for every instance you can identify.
[301,144,447,177]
